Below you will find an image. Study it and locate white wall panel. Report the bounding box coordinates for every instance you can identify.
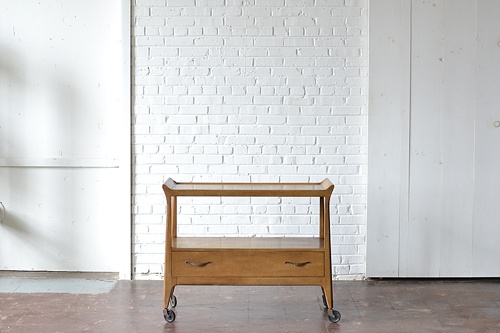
[369,0,500,277]
[473,0,500,276]
[0,0,131,278]
[367,0,411,277]
[408,0,477,277]
[438,0,476,277]
[406,0,446,277]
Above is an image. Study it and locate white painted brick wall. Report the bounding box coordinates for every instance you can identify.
[132,0,368,280]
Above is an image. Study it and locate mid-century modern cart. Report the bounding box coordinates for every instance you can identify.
[161,178,341,323]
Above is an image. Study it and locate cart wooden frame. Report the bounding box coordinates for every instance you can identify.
[161,178,341,323]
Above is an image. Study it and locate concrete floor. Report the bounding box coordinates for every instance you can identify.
[1,275,500,332]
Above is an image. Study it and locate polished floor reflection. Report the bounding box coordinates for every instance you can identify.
[1,277,500,332]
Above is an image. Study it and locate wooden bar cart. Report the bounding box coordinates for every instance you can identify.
[161,178,341,323]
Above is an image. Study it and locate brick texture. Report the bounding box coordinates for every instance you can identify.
[132,0,368,280]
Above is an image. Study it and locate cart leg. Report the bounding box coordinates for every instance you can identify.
[321,284,333,309]
[321,293,328,308]
[322,284,341,323]
[163,284,176,310]
[163,193,177,323]
[163,284,177,323]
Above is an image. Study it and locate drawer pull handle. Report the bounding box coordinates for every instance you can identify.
[285,261,311,267]
[185,261,212,267]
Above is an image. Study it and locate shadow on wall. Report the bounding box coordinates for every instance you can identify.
[0,208,65,267]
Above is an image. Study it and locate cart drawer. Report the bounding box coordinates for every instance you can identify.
[172,251,324,277]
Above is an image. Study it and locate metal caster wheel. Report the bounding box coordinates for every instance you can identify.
[328,309,341,323]
[170,295,177,308]
[163,308,176,323]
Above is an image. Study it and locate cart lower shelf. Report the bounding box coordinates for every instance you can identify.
[162,237,341,323]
